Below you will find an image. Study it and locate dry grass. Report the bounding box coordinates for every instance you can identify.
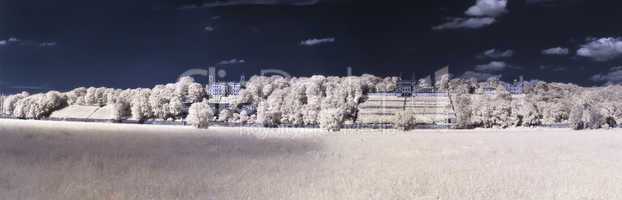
[1,120,622,200]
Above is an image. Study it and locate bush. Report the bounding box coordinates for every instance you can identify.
[218,109,233,122]
[111,102,130,122]
[393,111,416,131]
[187,101,214,129]
[256,101,281,127]
[570,104,605,130]
[319,108,345,131]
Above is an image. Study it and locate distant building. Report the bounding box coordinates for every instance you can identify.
[228,82,241,96]
[397,80,414,96]
[207,82,243,96]
[208,83,228,96]
[506,83,524,94]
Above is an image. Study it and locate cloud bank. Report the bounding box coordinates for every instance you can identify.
[591,66,622,84]
[577,37,622,61]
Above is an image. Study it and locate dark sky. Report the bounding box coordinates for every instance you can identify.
[1,0,622,92]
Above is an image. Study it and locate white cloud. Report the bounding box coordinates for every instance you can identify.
[591,66,622,84]
[300,38,335,46]
[204,26,215,32]
[179,0,319,9]
[475,61,508,72]
[541,47,569,55]
[8,37,20,42]
[433,17,496,30]
[39,42,57,47]
[0,37,57,48]
[539,65,567,71]
[0,37,20,46]
[577,37,622,61]
[610,66,622,71]
[480,49,514,59]
[433,0,508,31]
[465,0,508,17]
[218,59,246,65]
[460,71,502,81]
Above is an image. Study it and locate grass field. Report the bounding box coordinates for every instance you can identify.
[1,119,622,200]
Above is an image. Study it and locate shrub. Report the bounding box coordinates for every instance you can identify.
[570,104,605,130]
[187,100,214,129]
[393,110,416,131]
[319,108,345,131]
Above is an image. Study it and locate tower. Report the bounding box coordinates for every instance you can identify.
[240,74,246,87]
[208,66,216,85]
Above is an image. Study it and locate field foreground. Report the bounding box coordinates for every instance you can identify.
[1,120,622,200]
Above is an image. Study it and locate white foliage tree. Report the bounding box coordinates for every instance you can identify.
[256,101,281,127]
[570,103,605,130]
[470,85,513,128]
[187,82,206,103]
[111,102,130,122]
[84,87,109,106]
[187,100,213,129]
[449,79,475,128]
[523,82,578,124]
[130,88,152,123]
[451,93,473,129]
[302,75,325,125]
[321,76,365,125]
[11,91,67,119]
[280,79,307,126]
[168,96,184,120]
[3,92,30,116]
[175,76,195,98]
[65,87,87,105]
[264,87,288,125]
[514,97,543,127]
[235,75,373,129]
[104,89,121,105]
[584,86,622,127]
[149,85,184,120]
[319,108,345,131]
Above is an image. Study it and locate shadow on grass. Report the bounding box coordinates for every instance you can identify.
[0,124,323,164]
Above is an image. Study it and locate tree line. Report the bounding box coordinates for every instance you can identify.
[2,75,620,131]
